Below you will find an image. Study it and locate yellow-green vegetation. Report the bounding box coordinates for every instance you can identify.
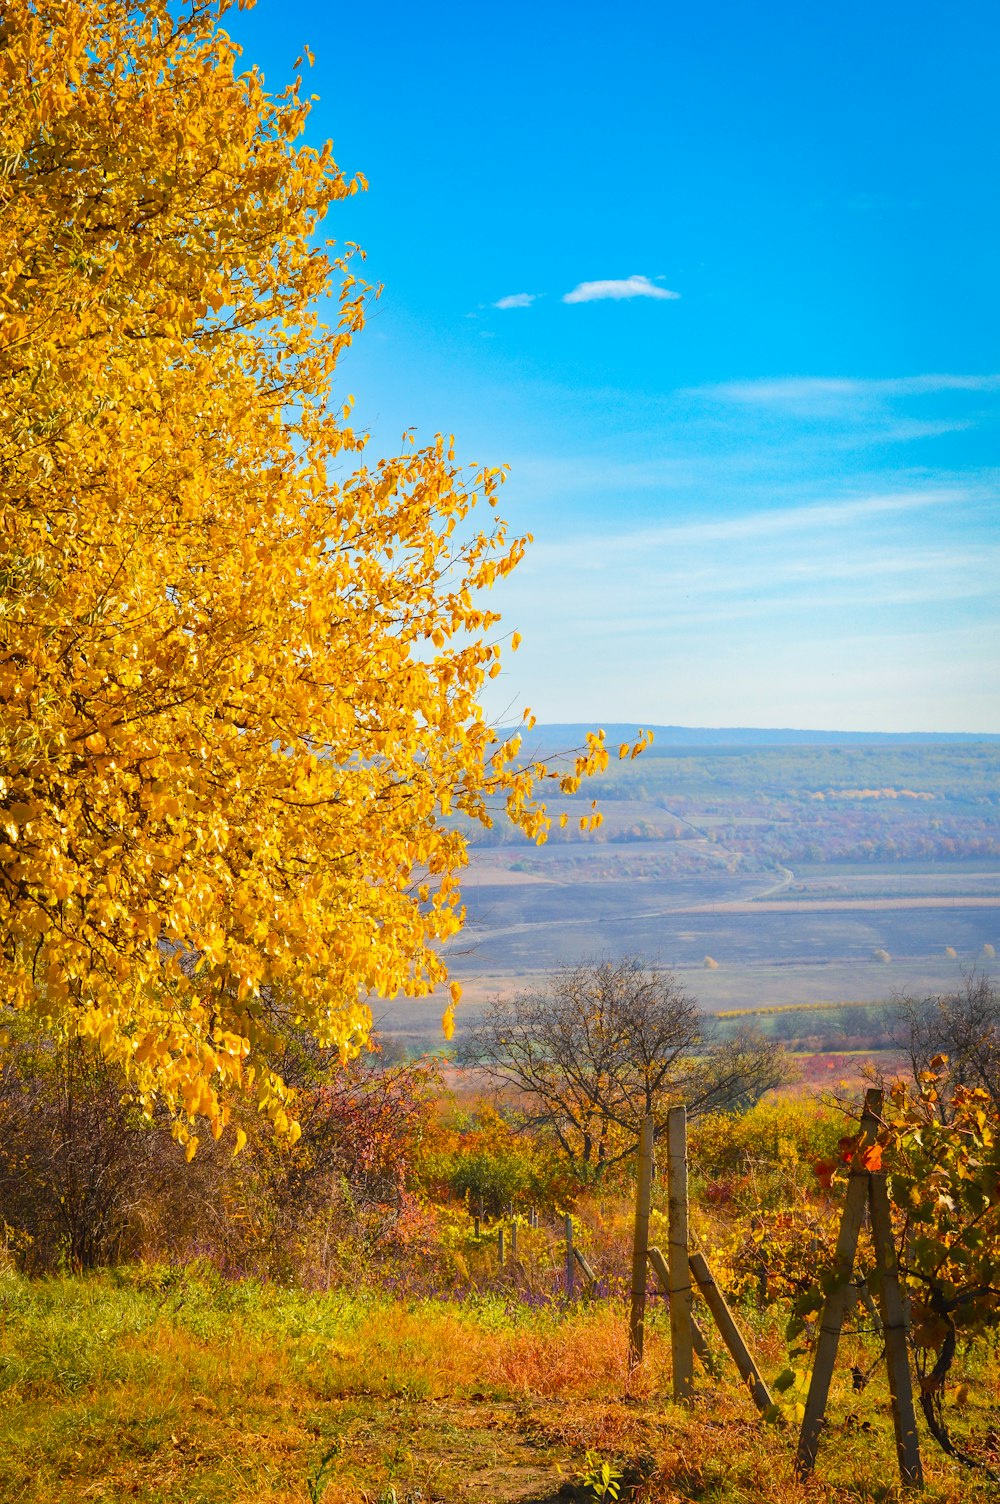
[0,1263,998,1503]
[716,1000,879,1018]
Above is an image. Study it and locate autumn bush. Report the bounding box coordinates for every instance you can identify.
[0,1028,159,1271]
[689,1097,843,1214]
[415,1103,579,1217]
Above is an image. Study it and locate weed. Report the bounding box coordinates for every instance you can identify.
[306,1439,343,1503]
[579,1448,623,1502]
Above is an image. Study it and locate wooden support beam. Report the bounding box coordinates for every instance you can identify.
[564,1213,575,1299]
[573,1246,597,1284]
[869,1172,923,1488]
[796,1088,882,1481]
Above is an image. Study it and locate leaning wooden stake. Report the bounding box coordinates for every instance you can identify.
[574,1246,597,1283]
[689,1251,774,1414]
[628,1114,655,1368]
[797,1089,882,1478]
[667,1105,695,1401]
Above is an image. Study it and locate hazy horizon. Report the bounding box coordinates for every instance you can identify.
[509,721,1000,746]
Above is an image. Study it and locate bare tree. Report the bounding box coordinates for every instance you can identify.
[466,957,787,1171]
[893,971,1000,1116]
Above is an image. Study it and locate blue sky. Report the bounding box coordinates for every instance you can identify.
[227,0,999,733]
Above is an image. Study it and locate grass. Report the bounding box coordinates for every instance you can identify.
[1,1266,998,1503]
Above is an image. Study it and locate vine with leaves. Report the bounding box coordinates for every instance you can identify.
[765,1067,1000,1469]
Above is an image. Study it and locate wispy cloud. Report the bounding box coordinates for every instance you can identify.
[525,487,972,564]
[486,464,999,729]
[562,274,680,305]
[692,373,1000,411]
[493,292,538,310]
[502,483,998,642]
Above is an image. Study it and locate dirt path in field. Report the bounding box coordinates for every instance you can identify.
[335,1395,656,1502]
[335,1396,559,1502]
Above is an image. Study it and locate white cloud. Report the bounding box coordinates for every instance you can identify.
[562,274,680,305]
[493,292,537,310]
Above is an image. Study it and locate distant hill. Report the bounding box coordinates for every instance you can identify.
[511,723,1000,754]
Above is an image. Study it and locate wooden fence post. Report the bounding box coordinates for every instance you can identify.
[667,1105,695,1401]
[629,1114,655,1369]
[564,1213,575,1298]
[498,1227,505,1268]
[510,1220,518,1262]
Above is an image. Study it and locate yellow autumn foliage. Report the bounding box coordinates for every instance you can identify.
[0,0,626,1143]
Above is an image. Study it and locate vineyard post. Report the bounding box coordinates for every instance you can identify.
[796,1089,881,1479]
[688,1251,774,1414]
[667,1105,695,1401]
[796,1087,921,1490]
[574,1246,598,1289]
[868,1171,923,1485]
[498,1227,505,1268]
[629,1113,655,1369]
[510,1219,519,1262]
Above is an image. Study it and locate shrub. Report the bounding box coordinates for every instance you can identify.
[0,1028,159,1271]
[0,1022,441,1282]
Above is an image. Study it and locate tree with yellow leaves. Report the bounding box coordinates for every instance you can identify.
[0,0,640,1152]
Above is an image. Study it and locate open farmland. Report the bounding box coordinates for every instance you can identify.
[376,733,1000,1054]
